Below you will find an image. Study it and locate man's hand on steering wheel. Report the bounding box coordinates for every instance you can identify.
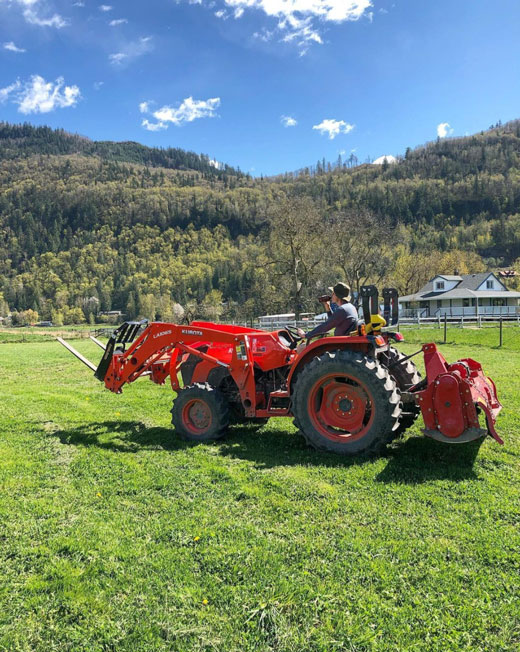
[283,326,305,341]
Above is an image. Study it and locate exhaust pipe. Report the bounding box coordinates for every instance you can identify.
[56,337,97,372]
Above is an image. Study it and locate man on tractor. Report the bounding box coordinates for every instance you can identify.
[297,282,358,341]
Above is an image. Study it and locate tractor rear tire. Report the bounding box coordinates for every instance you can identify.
[171,383,229,442]
[292,350,402,456]
[383,347,422,436]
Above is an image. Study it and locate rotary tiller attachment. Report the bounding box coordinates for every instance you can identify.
[415,343,503,445]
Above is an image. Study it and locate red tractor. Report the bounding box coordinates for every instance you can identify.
[58,286,503,456]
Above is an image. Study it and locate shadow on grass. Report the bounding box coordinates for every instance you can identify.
[376,435,485,484]
[53,420,186,453]
[218,424,371,470]
[51,419,486,482]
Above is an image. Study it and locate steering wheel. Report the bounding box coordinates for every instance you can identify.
[281,326,304,347]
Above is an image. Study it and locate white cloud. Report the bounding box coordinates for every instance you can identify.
[23,8,68,28]
[140,96,221,130]
[312,119,354,139]
[142,119,168,132]
[0,75,80,113]
[209,158,221,168]
[109,18,128,26]
[73,2,85,6]
[253,28,273,41]
[0,80,22,104]
[109,53,127,64]
[99,4,112,11]
[93,81,104,90]
[224,0,372,23]
[202,0,373,51]
[437,122,454,138]
[5,1,67,28]
[4,41,26,53]
[109,36,153,66]
[154,97,220,124]
[373,154,396,165]
[281,115,297,127]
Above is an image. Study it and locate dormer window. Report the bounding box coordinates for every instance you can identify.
[436,281,445,290]
[486,280,494,289]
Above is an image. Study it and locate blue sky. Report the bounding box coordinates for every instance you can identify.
[1,0,519,175]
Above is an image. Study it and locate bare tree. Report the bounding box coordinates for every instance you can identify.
[327,208,397,299]
[267,197,328,318]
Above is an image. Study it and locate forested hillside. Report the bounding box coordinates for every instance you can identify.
[1,120,520,324]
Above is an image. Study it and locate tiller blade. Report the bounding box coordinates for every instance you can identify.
[415,343,503,445]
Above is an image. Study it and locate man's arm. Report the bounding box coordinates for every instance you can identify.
[304,309,345,339]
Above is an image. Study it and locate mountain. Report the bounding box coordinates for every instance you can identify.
[1,120,520,323]
[0,122,244,177]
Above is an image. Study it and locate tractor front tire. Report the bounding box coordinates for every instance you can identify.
[171,383,229,442]
[292,350,402,456]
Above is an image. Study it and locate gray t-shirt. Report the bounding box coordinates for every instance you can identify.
[306,302,358,339]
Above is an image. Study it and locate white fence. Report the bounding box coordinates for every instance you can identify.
[399,306,519,321]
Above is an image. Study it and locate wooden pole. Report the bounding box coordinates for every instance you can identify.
[499,317,503,347]
[443,314,447,344]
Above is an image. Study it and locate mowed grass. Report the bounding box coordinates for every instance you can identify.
[0,335,519,652]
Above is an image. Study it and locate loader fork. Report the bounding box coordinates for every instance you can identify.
[94,320,148,381]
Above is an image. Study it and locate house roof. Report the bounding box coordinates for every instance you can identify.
[401,272,508,302]
[400,288,520,302]
[458,273,495,290]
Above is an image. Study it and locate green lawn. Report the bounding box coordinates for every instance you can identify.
[400,321,520,351]
[0,325,107,345]
[0,334,519,651]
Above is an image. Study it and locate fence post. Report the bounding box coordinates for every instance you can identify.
[438,314,441,329]
[499,317,503,347]
[461,315,464,329]
[443,314,447,344]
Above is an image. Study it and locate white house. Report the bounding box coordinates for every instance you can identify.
[399,273,520,318]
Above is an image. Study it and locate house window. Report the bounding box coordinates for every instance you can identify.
[436,281,445,290]
[463,298,470,307]
[486,280,494,289]
[437,300,442,309]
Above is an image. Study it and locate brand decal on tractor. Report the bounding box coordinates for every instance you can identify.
[153,329,173,339]
[181,329,203,336]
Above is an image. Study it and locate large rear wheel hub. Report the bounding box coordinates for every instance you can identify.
[308,374,374,441]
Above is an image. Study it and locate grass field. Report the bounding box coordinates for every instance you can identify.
[0,334,519,651]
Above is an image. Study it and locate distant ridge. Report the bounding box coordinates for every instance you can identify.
[0,122,243,177]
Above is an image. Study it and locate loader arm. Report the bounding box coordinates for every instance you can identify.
[94,321,262,416]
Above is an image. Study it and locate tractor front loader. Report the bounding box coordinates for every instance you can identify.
[58,287,502,456]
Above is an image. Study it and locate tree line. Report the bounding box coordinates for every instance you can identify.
[1,120,520,324]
